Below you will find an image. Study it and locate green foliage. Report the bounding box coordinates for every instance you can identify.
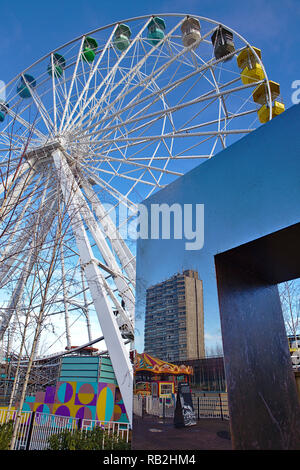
[47,425,130,450]
[0,420,14,450]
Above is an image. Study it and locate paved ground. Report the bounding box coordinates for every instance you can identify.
[132,414,232,450]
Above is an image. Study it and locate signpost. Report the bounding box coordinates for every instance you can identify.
[174,382,196,428]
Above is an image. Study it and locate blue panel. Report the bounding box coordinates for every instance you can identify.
[100,361,113,367]
[60,363,99,371]
[135,105,300,352]
[100,364,114,372]
[62,357,99,364]
[60,370,98,378]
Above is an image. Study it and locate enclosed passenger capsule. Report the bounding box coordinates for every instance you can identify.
[113,24,131,51]
[237,46,261,70]
[252,81,280,106]
[253,80,284,123]
[82,37,98,63]
[257,101,285,124]
[47,53,66,77]
[181,17,201,48]
[147,17,166,46]
[241,64,265,85]
[237,47,265,85]
[0,102,8,123]
[211,26,235,61]
[17,74,36,99]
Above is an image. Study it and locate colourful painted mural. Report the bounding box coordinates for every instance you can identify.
[19,380,128,423]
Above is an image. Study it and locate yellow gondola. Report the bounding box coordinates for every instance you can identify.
[240,63,265,85]
[257,101,285,124]
[252,81,280,106]
[237,46,265,85]
[237,46,262,70]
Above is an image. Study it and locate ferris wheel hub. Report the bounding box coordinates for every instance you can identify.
[23,141,61,168]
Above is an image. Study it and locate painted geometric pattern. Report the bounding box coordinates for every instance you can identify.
[20,381,128,423]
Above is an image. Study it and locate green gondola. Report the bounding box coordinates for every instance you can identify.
[82,37,98,63]
[47,53,66,77]
[113,24,131,51]
[147,17,166,46]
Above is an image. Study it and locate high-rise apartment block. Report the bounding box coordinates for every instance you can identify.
[144,270,205,362]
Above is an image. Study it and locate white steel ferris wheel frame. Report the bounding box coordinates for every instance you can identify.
[0,13,275,425]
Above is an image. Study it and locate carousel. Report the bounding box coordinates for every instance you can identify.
[134,352,193,398]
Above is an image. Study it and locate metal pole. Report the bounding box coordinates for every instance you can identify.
[25,411,36,451]
[219,393,224,421]
[60,243,71,350]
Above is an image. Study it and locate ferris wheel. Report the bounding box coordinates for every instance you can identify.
[0,13,284,423]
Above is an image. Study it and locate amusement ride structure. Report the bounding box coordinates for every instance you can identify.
[0,14,284,424]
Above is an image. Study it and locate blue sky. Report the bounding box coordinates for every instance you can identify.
[1,0,299,106]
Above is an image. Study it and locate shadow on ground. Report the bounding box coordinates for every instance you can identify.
[132,414,232,450]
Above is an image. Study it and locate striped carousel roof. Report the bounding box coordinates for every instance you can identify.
[134,352,193,375]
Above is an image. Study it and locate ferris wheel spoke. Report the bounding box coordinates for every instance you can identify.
[72,46,244,143]
[81,77,262,148]
[21,74,55,136]
[176,79,242,133]
[110,41,244,127]
[181,108,258,135]
[62,23,124,132]
[82,161,163,187]
[50,54,59,135]
[77,24,223,135]
[83,153,183,177]
[67,18,186,134]
[65,31,150,133]
[2,107,46,141]
[84,129,253,157]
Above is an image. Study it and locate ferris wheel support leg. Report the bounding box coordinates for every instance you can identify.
[52,149,133,425]
[59,169,135,324]
[82,180,136,286]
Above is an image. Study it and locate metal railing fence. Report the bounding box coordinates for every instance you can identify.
[0,409,130,450]
[133,393,229,421]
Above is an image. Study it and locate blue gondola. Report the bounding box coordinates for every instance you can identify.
[17,74,36,99]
